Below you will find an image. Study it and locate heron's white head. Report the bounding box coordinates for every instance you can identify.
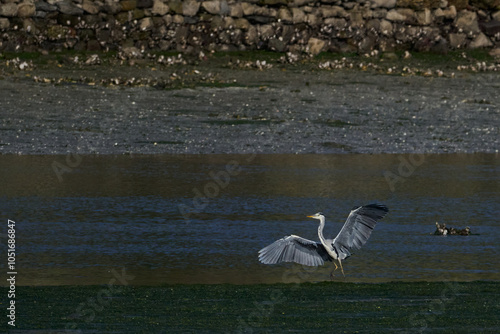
[307,212,324,220]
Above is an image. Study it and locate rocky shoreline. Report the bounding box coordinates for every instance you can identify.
[1,0,500,55]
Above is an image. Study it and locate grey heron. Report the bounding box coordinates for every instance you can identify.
[258,204,389,277]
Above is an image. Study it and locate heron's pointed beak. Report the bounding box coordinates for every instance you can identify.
[307,215,314,218]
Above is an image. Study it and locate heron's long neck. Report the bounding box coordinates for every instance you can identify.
[317,216,328,246]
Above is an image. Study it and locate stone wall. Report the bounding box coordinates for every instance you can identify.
[0,0,499,54]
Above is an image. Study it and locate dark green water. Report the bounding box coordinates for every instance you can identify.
[2,282,499,333]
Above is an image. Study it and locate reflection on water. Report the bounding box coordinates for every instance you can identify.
[0,154,499,285]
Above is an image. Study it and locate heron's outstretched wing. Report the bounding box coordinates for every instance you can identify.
[258,235,332,266]
[332,204,388,260]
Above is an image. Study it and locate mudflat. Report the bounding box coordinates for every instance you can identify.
[1,51,498,154]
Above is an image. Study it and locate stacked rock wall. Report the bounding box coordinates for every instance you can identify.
[0,0,499,54]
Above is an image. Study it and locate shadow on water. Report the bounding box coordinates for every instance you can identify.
[0,153,499,285]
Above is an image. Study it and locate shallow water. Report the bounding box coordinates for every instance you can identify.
[0,153,499,285]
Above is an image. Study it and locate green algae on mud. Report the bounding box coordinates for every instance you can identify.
[0,49,495,68]
[4,281,499,332]
[0,49,498,90]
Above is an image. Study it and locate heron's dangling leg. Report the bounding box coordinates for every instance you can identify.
[329,262,341,280]
[329,262,339,280]
[338,259,345,278]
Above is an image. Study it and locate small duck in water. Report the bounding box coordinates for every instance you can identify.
[434,222,471,236]
[458,226,471,236]
[434,222,448,235]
